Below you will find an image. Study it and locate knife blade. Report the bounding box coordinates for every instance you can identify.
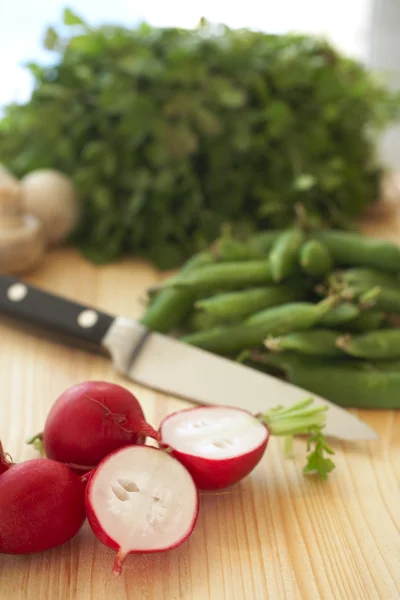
[0,275,378,441]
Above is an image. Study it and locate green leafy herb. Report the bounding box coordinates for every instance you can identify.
[0,10,399,269]
[262,398,336,479]
[303,430,335,480]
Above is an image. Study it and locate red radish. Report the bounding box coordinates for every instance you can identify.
[0,458,86,554]
[159,406,269,490]
[40,381,159,471]
[159,399,336,487]
[0,441,13,475]
[85,445,199,576]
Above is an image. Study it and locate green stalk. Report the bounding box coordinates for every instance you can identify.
[26,432,45,456]
[258,398,336,480]
[263,399,328,436]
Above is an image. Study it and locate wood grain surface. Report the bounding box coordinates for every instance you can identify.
[0,211,399,600]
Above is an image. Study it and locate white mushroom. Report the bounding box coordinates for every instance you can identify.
[0,167,45,274]
[21,169,81,246]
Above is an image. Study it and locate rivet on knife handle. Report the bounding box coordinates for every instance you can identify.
[0,275,114,347]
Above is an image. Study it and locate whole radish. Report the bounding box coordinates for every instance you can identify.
[0,458,86,554]
[0,441,13,475]
[85,445,199,576]
[159,399,336,489]
[38,381,159,471]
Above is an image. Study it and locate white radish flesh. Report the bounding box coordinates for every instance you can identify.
[85,445,199,575]
[159,406,269,490]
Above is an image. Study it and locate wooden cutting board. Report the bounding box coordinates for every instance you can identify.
[0,209,399,600]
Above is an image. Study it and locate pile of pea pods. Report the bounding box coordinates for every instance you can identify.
[140,228,400,409]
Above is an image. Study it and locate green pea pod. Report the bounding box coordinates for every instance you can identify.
[336,268,400,290]
[312,231,400,273]
[342,309,385,332]
[195,284,306,323]
[140,251,214,333]
[214,237,261,261]
[300,240,333,276]
[265,329,344,357]
[316,302,360,327]
[181,296,337,354]
[166,260,272,292]
[269,228,305,282]
[262,352,400,409]
[346,283,400,313]
[337,329,400,359]
[247,230,284,256]
[184,310,219,332]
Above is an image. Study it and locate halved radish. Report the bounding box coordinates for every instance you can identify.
[85,445,199,576]
[159,406,269,490]
[159,398,336,487]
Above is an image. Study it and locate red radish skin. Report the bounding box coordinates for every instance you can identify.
[0,458,86,554]
[42,381,159,471]
[159,406,270,490]
[0,442,13,475]
[85,445,199,576]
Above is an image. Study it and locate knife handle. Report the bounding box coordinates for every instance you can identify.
[0,275,114,347]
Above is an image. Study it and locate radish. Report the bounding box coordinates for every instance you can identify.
[0,458,86,554]
[85,445,199,576]
[159,399,336,489]
[35,381,159,472]
[0,441,13,475]
[159,406,269,490]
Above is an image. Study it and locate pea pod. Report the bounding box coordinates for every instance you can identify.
[262,352,400,409]
[166,260,272,292]
[269,228,305,282]
[342,309,385,332]
[195,284,306,323]
[300,240,333,276]
[247,230,284,256]
[181,297,337,354]
[214,237,261,262]
[318,302,360,327]
[334,268,400,290]
[140,251,214,333]
[265,329,344,357]
[184,310,218,332]
[337,329,400,359]
[346,283,400,314]
[312,231,400,273]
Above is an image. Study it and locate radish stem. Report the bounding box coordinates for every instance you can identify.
[26,433,45,456]
[259,398,335,479]
[262,398,327,436]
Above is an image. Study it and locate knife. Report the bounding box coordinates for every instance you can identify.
[0,275,378,441]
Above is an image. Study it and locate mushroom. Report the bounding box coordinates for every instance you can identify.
[0,166,45,274]
[21,169,81,246]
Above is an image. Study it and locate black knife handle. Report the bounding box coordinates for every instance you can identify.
[0,275,114,347]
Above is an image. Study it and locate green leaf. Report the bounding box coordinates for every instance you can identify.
[35,84,68,100]
[63,8,86,26]
[303,431,335,480]
[43,27,59,50]
[294,174,316,192]
[68,34,103,55]
[218,87,247,109]
[24,62,43,80]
